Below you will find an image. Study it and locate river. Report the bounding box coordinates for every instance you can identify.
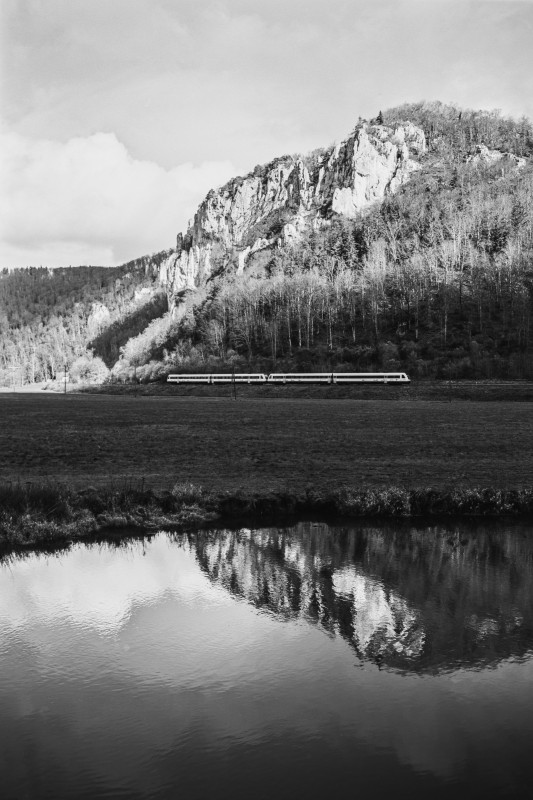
[1,521,532,799]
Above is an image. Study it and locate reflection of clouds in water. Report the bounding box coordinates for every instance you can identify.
[334,567,425,659]
[0,536,228,635]
[1,526,533,796]
[3,523,532,676]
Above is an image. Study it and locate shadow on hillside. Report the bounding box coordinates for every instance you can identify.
[89,292,168,367]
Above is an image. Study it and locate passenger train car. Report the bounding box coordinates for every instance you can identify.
[167,372,410,384]
[167,373,267,384]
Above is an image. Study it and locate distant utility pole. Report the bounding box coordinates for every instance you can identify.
[232,365,237,400]
[64,363,67,394]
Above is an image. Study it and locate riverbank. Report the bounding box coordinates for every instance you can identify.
[2,480,533,554]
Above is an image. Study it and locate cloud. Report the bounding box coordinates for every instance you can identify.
[1,0,532,268]
[3,0,532,175]
[0,536,228,635]
[0,129,236,267]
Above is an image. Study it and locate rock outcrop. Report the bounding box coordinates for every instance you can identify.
[86,301,111,337]
[160,120,427,310]
[466,143,526,169]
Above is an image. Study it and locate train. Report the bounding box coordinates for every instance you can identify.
[167,372,410,384]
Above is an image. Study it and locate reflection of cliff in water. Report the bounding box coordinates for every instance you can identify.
[192,522,533,673]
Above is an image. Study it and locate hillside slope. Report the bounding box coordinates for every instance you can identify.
[0,252,170,386]
[137,102,532,381]
[3,102,533,385]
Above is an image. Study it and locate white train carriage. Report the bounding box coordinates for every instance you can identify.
[210,373,267,383]
[332,372,410,383]
[266,372,332,383]
[167,374,210,383]
[167,373,267,384]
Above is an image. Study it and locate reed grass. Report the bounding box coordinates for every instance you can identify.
[1,479,533,555]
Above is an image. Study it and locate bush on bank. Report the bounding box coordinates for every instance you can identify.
[1,480,533,554]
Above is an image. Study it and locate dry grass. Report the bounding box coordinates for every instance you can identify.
[2,480,533,554]
[1,393,532,491]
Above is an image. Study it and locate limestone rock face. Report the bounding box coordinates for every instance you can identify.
[86,301,110,337]
[161,121,427,309]
[466,143,526,169]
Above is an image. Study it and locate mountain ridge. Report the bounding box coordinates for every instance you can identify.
[2,101,533,385]
[159,119,427,311]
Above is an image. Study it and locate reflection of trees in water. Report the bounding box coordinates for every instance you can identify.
[191,522,533,673]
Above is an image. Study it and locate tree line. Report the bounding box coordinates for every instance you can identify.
[0,259,165,386]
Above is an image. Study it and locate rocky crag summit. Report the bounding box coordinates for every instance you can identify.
[160,120,427,311]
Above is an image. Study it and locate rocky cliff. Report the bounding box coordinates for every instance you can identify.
[160,120,427,310]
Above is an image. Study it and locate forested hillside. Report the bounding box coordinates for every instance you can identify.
[123,102,533,381]
[3,102,533,386]
[0,252,170,386]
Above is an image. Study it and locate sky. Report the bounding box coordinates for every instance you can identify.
[1,0,532,268]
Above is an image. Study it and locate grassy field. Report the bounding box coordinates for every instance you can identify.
[82,380,533,402]
[1,393,532,491]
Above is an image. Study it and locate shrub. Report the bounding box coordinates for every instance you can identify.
[70,352,109,384]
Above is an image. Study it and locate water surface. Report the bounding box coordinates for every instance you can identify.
[1,522,533,799]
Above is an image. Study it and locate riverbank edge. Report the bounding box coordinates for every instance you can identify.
[2,481,533,555]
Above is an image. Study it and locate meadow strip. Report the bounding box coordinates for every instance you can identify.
[2,393,533,554]
[2,395,533,491]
